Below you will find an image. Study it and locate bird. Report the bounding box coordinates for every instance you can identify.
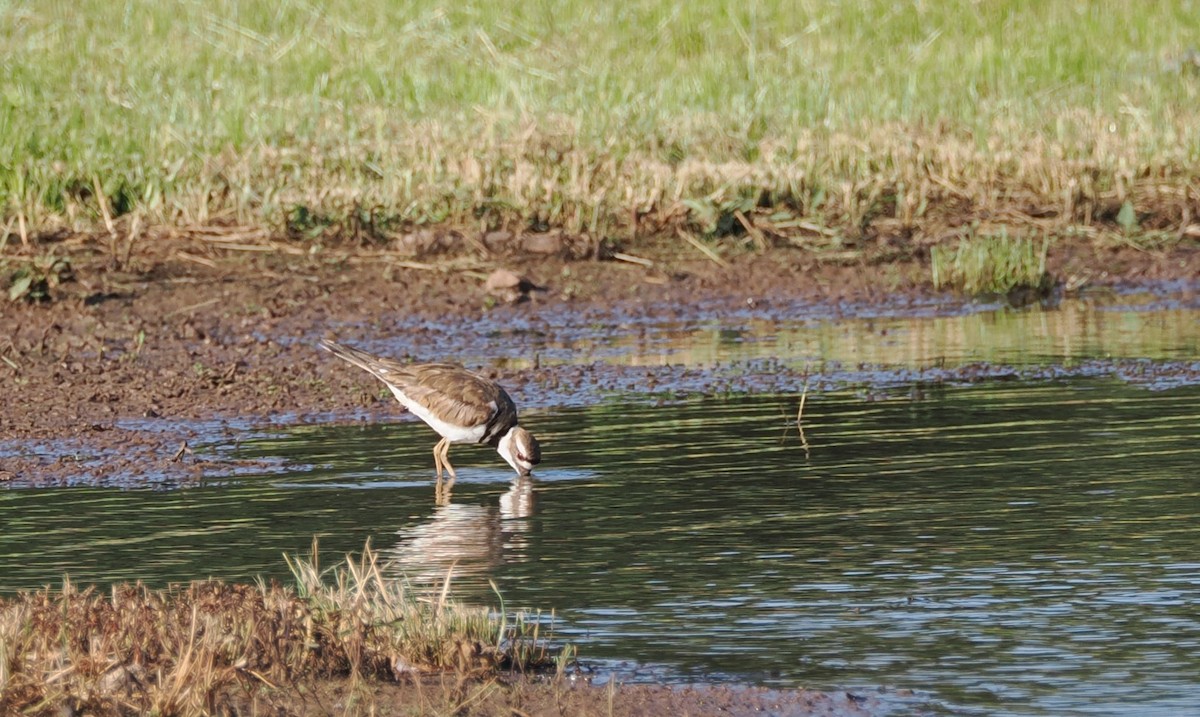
[318,339,541,485]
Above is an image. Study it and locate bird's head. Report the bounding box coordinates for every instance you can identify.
[497,426,541,476]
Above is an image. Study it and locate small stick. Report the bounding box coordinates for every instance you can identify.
[239,667,279,689]
[172,250,219,269]
[345,255,445,271]
[170,441,193,462]
[734,210,768,251]
[435,561,458,615]
[797,380,809,425]
[92,176,118,241]
[773,219,838,237]
[190,226,270,242]
[797,379,811,457]
[391,259,445,271]
[611,251,654,267]
[200,242,276,253]
[164,296,221,318]
[17,209,28,247]
[679,230,729,267]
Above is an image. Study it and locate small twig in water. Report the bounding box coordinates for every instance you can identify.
[170,441,193,462]
[797,381,809,426]
[796,379,811,458]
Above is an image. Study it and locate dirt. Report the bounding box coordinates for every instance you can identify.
[217,677,914,717]
[2,232,1197,486]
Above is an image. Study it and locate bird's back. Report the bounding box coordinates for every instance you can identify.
[390,363,517,435]
[320,340,518,443]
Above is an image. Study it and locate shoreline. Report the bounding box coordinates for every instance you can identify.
[2,233,1197,486]
[2,235,1196,716]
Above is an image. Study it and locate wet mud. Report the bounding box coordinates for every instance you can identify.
[221,677,910,717]
[2,235,1197,486]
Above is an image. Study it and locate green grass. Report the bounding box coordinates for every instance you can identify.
[2,0,1199,244]
[931,232,1052,297]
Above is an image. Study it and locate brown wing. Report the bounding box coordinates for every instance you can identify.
[320,340,518,436]
[389,364,512,427]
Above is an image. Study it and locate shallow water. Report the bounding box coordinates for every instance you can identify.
[373,289,1200,374]
[2,294,1199,716]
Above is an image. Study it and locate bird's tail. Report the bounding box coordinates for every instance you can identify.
[318,339,390,380]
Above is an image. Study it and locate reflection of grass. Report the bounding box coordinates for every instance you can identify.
[0,542,565,715]
[931,234,1053,297]
[285,541,562,674]
[2,1,1198,249]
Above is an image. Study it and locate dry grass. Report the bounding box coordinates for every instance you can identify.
[0,543,565,716]
[2,0,1199,257]
[6,120,1200,251]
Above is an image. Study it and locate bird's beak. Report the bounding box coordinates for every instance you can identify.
[518,468,532,478]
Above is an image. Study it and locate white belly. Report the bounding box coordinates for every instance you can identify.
[389,386,488,444]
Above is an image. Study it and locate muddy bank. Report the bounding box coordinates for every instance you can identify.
[2,234,1198,486]
[222,678,907,717]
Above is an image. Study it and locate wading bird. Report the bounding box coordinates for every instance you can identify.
[319,339,541,486]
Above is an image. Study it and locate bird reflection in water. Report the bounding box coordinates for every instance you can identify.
[500,476,536,520]
[386,478,537,588]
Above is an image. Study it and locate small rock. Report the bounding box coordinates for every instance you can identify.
[485,268,527,292]
[392,230,437,257]
[484,269,545,304]
[482,230,515,251]
[522,231,566,255]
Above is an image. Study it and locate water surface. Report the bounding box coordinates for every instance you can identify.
[2,294,1199,716]
[342,291,1200,376]
[3,381,1198,715]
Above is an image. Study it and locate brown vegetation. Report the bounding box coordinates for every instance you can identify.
[0,545,562,716]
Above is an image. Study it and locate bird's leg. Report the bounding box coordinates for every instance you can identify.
[432,438,447,482]
[440,440,458,485]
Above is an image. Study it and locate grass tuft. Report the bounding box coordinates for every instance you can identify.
[931,232,1054,298]
[284,539,560,676]
[0,541,566,715]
